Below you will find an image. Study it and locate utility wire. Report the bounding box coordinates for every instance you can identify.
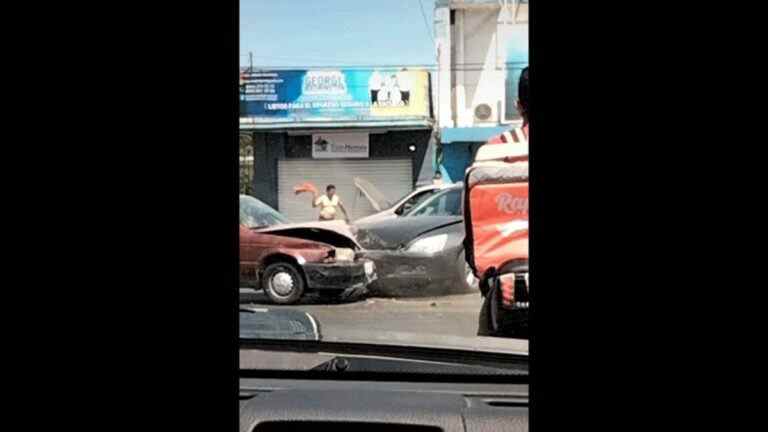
[418,0,435,45]
[239,56,526,68]
[240,64,527,72]
[241,53,381,64]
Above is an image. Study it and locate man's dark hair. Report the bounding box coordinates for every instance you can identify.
[518,67,529,114]
[434,171,442,178]
[326,184,336,192]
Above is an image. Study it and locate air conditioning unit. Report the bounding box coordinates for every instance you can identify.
[474,103,493,121]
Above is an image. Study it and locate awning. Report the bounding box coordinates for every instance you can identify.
[440,126,512,143]
[240,118,434,131]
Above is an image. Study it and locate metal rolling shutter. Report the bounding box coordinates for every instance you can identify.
[278,159,413,222]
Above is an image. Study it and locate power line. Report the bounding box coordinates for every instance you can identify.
[241,59,440,68]
[241,53,388,65]
[238,60,527,67]
[240,63,528,72]
[418,0,435,45]
[239,55,526,68]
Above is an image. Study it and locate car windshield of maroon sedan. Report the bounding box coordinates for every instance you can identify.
[240,195,289,228]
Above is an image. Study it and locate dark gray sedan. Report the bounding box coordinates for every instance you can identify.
[352,184,477,297]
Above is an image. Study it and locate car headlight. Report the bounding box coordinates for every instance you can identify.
[407,234,448,254]
[364,260,375,276]
[334,248,355,262]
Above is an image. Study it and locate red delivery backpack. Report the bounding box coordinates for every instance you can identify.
[463,140,529,337]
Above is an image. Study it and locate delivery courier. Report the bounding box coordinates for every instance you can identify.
[464,67,529,338]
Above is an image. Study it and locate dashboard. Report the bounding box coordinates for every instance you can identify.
[240,377,528,432]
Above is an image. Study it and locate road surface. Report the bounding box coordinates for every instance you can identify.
[240,288,484,338]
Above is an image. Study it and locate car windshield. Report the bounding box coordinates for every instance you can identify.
[386,189,417,210]
[384,187,432,212]
[239,0,529,369]
[405,187,462,217]
[239,195,289,228]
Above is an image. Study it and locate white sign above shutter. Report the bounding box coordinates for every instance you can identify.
[311,132,369,159]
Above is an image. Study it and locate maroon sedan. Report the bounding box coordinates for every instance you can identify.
[240,195,376,304]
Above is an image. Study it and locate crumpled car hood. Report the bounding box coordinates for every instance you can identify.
[256,220,361,249]
[353,176,391,212]
[352,216,463,250]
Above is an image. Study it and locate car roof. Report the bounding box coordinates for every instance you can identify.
[443,182,463,190]
[424,183,463,194]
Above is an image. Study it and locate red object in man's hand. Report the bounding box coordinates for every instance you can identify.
[293,182,318,195]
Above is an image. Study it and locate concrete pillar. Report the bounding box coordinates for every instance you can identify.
[435,6,453,128]
[455,9,470,127]
[497,7,509,123]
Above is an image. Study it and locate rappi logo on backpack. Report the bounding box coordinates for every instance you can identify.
[495,192,529,238]
[469,183,528,239]
[496,193,528,215]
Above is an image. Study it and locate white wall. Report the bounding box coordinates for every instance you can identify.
[458,8,505,126]
[434,2,528,129]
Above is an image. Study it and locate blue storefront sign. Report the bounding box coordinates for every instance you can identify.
[240,69,430,122]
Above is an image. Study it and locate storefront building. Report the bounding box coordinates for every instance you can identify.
[240,68,436,222]
[433,0,529,182]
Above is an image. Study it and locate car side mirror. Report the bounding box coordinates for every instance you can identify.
[397,203,414,216]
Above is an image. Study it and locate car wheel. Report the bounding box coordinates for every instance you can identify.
[262,262,305,305]
[457,250,478,292]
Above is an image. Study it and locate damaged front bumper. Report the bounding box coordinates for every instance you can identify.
[301,259,377,291]
[358,249,467,297]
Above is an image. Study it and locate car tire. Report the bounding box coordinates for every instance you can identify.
[262,262,305,305]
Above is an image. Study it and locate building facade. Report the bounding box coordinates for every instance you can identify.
[240,69,436,222]
[433,0,529,182]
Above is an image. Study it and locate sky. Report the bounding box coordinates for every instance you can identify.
[240,0,437,69]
